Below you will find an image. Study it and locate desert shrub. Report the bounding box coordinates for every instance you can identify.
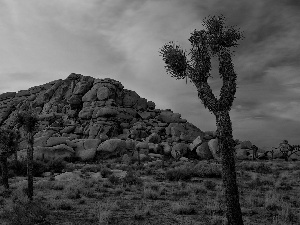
[203,180,217,191]
[100,167,113,178]
[0,198,50,225]
[171,202,197,215]
[45,159,67,173]
[108,174,121,185]
[192,163,222,178]
[165,166,194,181]
[122,170,143,186]
[64,186,81,199]
[7,160,27,176]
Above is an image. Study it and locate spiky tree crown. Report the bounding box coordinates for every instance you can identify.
[0,129,20,156]
[159,14,244,84]
[16,110,39,133]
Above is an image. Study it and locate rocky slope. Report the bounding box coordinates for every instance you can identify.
[1,73,297,162]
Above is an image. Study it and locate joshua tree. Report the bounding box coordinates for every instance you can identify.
[15,108,39,201]
[0,128,20,189]
[159,15,245,224]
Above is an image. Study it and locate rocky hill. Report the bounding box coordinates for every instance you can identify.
[1,73,297,162]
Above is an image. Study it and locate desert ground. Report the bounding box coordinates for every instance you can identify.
[0,156,299,225]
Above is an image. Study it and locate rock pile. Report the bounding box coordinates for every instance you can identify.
[1,73,297,162]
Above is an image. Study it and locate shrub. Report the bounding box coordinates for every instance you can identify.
[108,174,121,185]
[100,167,113,178]
[46,159,67,173]
[171,202,197,215]
[122,170,143,186]
[165,166,193,181]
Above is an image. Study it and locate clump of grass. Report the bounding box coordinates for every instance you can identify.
[133,201,151,220]
[95,201,120,224]
[51,200,74,210]
[64,186,81,199]
[171,202,197,215]
[238,162,272,174]
[122,170,143,187]
[192,163,222,178]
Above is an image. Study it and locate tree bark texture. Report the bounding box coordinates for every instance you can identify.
[216,111,244,225]
[0,156,9,189]
[27,133,34,201]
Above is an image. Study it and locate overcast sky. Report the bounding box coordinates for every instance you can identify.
[1,0,300,149]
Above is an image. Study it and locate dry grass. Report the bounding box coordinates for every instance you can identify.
[0,158,299,224]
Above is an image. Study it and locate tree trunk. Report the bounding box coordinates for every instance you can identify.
[27,133,34,201]
[216,111,244,225]
[0,156,9,189]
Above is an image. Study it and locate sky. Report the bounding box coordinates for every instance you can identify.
[0,0,300,149]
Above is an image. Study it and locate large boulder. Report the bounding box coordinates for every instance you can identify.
[240,141,252,149]
[157,111,184,123]
[196,142,214,160]
[160,142,172,155]
[69,139,101,161]
[45,136,70,147]
[208,138,221,161]
[97,139,127,159]
[146,133,161,144]
[189,136,203,151]
[235,148,250,160]
[33,144,75,161]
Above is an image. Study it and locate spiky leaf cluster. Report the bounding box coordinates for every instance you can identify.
[0,128,20,157]
[158,41,188,80]
[16,110,39,134]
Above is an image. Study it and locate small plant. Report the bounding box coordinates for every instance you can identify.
[108,174,121,185]
[100,167,113,178]
[122,170,143,186]
[171,202,197,215]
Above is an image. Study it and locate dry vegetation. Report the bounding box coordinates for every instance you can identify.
[0,156,299,225]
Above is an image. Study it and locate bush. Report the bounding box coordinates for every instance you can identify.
[45,159,67,173]
[165,166,193,181]
[100,167,113,178]
[122,170,143,186]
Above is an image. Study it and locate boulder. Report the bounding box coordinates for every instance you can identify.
[196,142,214,160]
[97,86,111,101]
[45,136,70,147]
[208,138,221,161]
[93,107,119,118]
[189,136,203,151]
[235,148,250,160]
[147,101,155,110]
[146,133,161,144]
[161,142,172,155]
[34,144,75,161]
[157,111,182,123]
[76,148,97,161]
[136,141,149,150]
[97,139,127,159]
[240,141,252,149]
[138,111,155,120]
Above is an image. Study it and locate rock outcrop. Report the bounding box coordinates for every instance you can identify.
[1,73,288,163]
